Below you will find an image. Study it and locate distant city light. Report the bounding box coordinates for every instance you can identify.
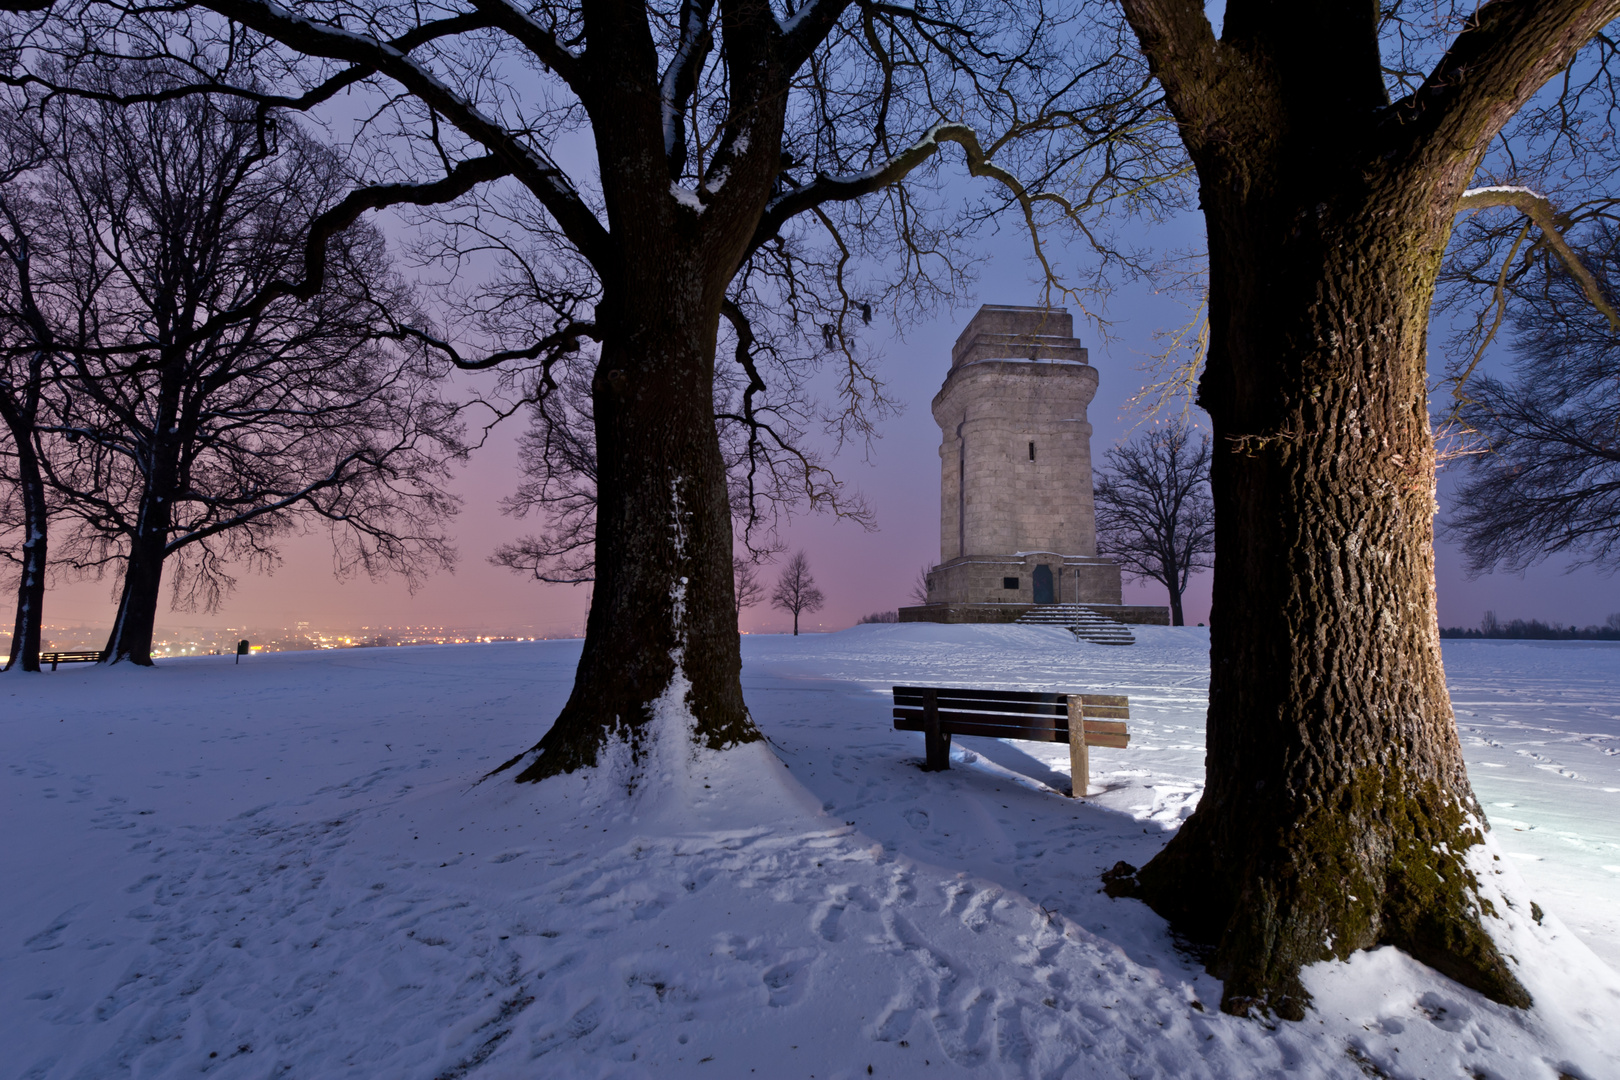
[6,621,580,657]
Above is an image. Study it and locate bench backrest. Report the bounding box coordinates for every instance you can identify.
[892,686,1129,747]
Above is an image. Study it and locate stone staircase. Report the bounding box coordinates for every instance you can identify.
[1015,604,1136,646]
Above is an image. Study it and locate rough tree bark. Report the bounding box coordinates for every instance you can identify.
[1107,0,1620,1018]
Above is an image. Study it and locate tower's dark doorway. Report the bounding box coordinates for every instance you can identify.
[1032,564,1055,605]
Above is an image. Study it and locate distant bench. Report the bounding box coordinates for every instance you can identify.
[41,651,103,670]
[892,686,1131,797]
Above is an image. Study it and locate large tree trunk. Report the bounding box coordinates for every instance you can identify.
[1107,0,1620,1019]
[102,487,175,666]
[510,275,760,782]
[1116,164,1528,1017]
[2,425,47,672]
[495,4,790,784]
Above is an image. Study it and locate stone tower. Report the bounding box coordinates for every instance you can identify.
[918,305,1127,612]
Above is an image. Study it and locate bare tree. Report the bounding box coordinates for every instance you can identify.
[0,0,1183,781]
[1099,0,1620,1018]
[1444,226,1620,575]
[489,365,598,585]
[1093,423,1213,626]
[732,555,765,618]
[770,550,824,636]
[1,78,463,666]
[0,105,67,671]
[908,564,932,607]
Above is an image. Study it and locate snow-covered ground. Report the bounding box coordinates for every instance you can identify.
[3,625,1617,1079]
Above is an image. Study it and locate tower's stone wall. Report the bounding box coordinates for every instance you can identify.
[934,359,1100,560]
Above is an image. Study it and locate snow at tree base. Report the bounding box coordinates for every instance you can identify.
[3,625,1617,1079]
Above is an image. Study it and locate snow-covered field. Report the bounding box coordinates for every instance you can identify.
[4,625,1617,1079]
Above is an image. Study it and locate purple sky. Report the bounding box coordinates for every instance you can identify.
[32,216,1619,640]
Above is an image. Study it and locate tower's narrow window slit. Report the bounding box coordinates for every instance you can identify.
[1028,441,1035,461]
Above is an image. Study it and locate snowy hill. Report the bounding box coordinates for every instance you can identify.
[4,625,1617,1078]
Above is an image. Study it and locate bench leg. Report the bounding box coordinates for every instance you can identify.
[1067,695,1088,797]
[922,688,951,771]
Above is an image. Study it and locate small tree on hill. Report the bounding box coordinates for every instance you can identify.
[1094,423,1214,626]
[771,551,824,637]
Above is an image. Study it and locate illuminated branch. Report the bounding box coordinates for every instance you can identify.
[1457,185,1620,331]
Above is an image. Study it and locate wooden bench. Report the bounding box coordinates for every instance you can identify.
[893,686,1130,797]
[41,651,103,670]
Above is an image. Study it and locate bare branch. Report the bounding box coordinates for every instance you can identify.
[1457,185,1620,330]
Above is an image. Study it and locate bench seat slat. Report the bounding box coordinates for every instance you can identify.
[894,712,1130,748]
[893,709,1127,734]
[898,696,1064,717]
[896,716,1063,742]
[892,701,1128,722]
[891,696,1129,720]
[894,687,1128,709]
[894,708,1060,733]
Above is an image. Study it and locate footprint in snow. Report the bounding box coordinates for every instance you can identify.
[762,951,817,1007]
[811,889,847,941]
[24,904,87,952]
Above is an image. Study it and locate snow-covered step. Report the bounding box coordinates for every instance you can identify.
[1015,604,1136,646]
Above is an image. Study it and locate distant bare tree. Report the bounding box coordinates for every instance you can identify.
[771,551,824,637]
[857,610,898,624]
[909,564,933,607]
[1094,423,1214,626]
[490,366,598,585]
[1444,225,1620,576]
[732,556,765,618]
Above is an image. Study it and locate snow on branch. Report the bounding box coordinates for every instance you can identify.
[661,0,716,166]
[1458,185,1620,332]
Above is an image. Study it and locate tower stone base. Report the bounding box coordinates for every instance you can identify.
[898,551,1171,626]
[924,552,1122,607]
[897,602,1171,626]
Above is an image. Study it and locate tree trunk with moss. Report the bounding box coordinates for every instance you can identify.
[1111,0,1620,1018]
